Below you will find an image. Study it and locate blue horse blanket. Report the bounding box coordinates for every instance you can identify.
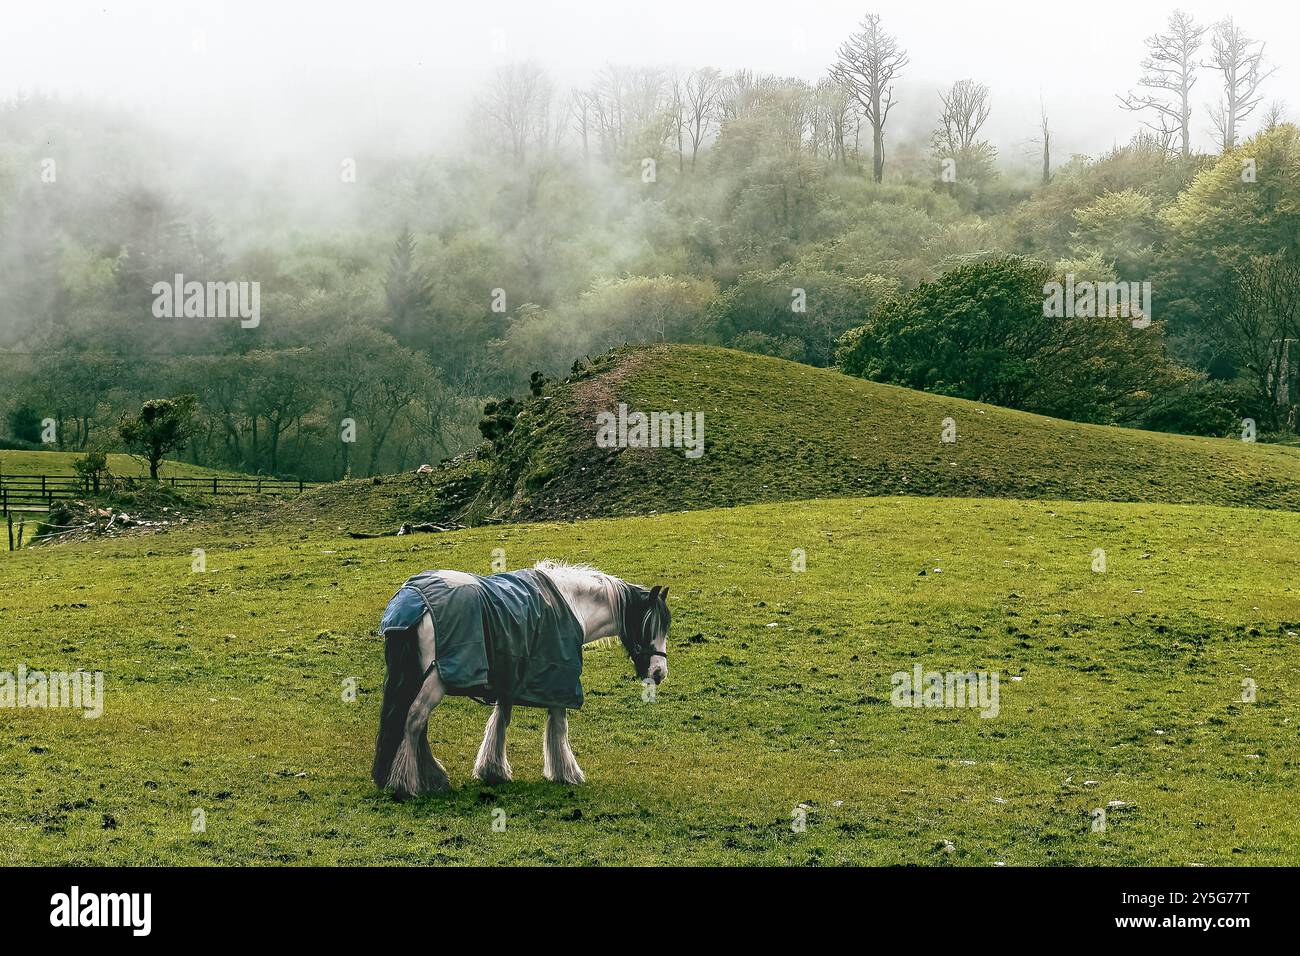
[380,569,586,709]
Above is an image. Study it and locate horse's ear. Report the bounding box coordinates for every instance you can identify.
[649,585,662,602]
[659,586,669,603]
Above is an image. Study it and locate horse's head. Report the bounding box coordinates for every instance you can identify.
[620,584,671,685]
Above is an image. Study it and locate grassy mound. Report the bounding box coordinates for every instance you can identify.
[480,345,1300,519]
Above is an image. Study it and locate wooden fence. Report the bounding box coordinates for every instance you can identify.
[0,474,326,513]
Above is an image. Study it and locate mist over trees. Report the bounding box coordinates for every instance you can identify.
[0,8,1295,480]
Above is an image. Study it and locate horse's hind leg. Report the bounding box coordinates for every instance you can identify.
[473,702,513,784]
[543,707,585,785]
[387,614,451,797]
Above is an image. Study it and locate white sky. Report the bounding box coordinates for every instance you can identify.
[2,0,1295,159]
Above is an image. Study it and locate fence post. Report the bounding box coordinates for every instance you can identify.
[7,513,12,551]
[213,477,218,494]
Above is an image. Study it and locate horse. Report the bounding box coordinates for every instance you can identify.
[371,560,671,798]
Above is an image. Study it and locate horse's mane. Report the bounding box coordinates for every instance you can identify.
[534,559,641,659]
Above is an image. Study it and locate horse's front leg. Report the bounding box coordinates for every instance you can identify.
[543,706,585,785]
[472,702,513,784]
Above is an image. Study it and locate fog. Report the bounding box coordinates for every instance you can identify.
[5,0,1294,159]
[2,1,1296,478]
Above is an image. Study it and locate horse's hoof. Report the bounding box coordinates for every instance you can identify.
[473,764,513,785]
[545,768,586,786]
[426,759,452,792]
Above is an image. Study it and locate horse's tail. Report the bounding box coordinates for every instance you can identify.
[372,626,423,788]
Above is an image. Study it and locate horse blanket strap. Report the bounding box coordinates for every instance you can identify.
[380,569,586,709]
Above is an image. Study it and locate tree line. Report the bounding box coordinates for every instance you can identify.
[0,8,1295,482]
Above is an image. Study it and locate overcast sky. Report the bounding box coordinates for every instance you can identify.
[2,1,1294,160]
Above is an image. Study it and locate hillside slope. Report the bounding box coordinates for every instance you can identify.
[482,345,1300,519]
[259,343,1300,533]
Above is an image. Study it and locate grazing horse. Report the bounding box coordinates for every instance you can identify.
[372,560,671,798]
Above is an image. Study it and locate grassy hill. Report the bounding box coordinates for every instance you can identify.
[481,345,1300,520]
[2,496,1296,865]
[240,344,1300,536]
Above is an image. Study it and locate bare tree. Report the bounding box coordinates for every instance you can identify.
[669,71,687,173]
[683,67,724,169]
[934,79,991,154]
[1204,17,1276,151]
[765,78,815,155]
[1260,99,1289,132]
[569,88,596,162]
[718,69,754,122]
[1117,9,1206,158]
[478,62,558,163]
[810,77,852,164]
[1033,97,1052,186]
[581,65,673,163]
[830,12,909,183]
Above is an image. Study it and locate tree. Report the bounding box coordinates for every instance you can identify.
[356,346,429,476]
[830,13,909,183]
[1036,99,1052,185]
[1205,18,1276,152]
[931,80,996,202]
[708,265,894,367]
[683,67,725,169]
[1117,9,1206,158]
[28,351,124,449]
[935,80,991,154]
[1161,124,1300,348]
[319,325,395,479]
[1070,189,1160,277]
[118,395,200,480]
[811,77,856,165]
[384,226,434,349]
[6,403,43,444]
[579,65,674,164]
[478,61,558,163]
[493,276,718,377]
[1260,99,1289,132]
[1204,255,1300,429]
[836,257,1187,423]
[72,450,110,495]
[243,350,319,475]
[569,88,596,162]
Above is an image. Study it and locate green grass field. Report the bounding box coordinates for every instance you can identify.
[0,450,238,480]
[2,495,1297,865]
[4,346,1299,866]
